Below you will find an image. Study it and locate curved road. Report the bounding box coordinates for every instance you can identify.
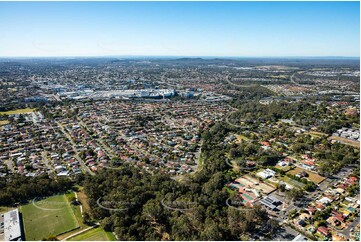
[289,71,306,86]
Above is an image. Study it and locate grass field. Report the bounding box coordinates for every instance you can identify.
[197,152,205,171]
[286,167,326,184]
[225,186,236,194]
[56,191,90,241]
[65,192,84,225]
[235,134,249,143]
[275,164,292,172]
[281,176,306,189]
[67,227,116,241]
[21,194,79,240]
[0,108,36,115]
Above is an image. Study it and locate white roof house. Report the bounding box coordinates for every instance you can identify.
[319,197,332,204]
[257,169,276,179]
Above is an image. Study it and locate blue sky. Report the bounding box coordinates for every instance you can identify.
[0,1,359,57]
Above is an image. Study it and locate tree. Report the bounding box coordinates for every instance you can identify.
[110,157,122,167]
[101,216,113,232]
[278,183,286,192]
[267,219,280,234]
[286,188,304,201]
[200,219,222,241]
[83,212,91,225]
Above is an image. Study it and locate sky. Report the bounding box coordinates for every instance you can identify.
[0,1,359,57]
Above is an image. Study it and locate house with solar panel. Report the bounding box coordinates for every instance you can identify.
[259,196,283,211]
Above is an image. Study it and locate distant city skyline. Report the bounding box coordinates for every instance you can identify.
[0,1,359,57]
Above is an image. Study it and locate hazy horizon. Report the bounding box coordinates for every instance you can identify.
[0,55,360,59]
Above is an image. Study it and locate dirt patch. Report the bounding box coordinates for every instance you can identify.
[287,167,325,184]
[77,190,91,213]
[329,136,360,148]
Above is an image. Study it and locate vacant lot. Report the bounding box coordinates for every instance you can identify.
[0,120,9,125]
[77,189,91,213]
[0,108,36,115]
[236,175,276,194]
[68,227,116,241]
[282,176,306,189]
[329,136,360,148]
[304,131,328,137]
[287,167,326,184]
[275,164,292,172]
[21,194,79,240]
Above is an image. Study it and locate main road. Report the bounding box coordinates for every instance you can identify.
[289,71,306,86]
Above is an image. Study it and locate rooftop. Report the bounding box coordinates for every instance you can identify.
[4,208,22,241]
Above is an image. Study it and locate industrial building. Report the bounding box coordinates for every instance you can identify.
[257,168,276,179]
[260,196,282,211]
[3,209,22,241]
